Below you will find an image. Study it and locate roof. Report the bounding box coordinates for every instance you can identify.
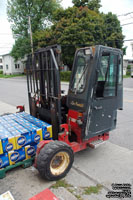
[2,53,10,57]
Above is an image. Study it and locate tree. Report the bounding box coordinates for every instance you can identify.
[7,0,61,59]
[72,0,101,12]
[7,0,61,37]
[102,12,124,49]
[33,6,124,69]
[11,37,31,61]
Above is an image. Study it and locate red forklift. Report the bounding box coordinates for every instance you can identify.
[26,45,123,180]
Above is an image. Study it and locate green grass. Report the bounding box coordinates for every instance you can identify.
[83,184,103,195]
[0,74,25,78]
[51,180,83,199]
[60,71,71,82]
[51,179,72,189]
[123,75,130,78]
[75,194,83,200]
[51,180,103,199]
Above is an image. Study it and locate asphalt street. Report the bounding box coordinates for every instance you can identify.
[0,77,133,150]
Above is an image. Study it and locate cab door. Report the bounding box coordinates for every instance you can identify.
[85,48,123,139]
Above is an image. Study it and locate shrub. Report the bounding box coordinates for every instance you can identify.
[60,71,71,82]
[0,70,3,74]
[126,65,131,76]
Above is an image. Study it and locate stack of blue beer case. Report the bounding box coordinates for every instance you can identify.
[0,124,12,168]
[0,116,28,168]
[0,113,52,169]
[16,112,53,140]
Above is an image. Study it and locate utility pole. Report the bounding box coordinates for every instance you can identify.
[28,16,34,58]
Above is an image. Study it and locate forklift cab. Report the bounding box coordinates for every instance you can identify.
[67,45,123,140]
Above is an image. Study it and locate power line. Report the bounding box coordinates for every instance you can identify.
[124,39,133,42]
[0,43,13,45]
[0,33,13,35]
[121,22,133,26]
[120,16,133,22]
[118,12,133,17]
[1,38,133,50]
[0,40,132,50]
[0,47,12,49]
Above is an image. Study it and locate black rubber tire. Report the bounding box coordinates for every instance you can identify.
[36,140,74,181]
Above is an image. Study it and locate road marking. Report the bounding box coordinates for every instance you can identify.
[124,99,133,103]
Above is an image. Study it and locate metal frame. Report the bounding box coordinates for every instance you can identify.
[26,45,62,139]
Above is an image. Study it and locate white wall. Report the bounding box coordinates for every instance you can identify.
[2,54,25,75]
[2,54,12,74]
[124,42,133,60]
[12,60,25,74]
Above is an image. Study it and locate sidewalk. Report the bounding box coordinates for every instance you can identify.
[0,101,17,115]
[0,101,133,200]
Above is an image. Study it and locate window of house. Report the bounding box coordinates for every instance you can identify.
[0,59,2,63]
[15,64,20,69]
[6,65,8,70]
[0,65,3,69]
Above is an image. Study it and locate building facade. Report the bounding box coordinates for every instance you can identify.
[2,54,25,75]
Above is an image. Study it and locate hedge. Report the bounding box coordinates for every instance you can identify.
[60,71,71,82]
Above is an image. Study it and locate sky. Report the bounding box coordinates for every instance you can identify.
[0,0,133,57]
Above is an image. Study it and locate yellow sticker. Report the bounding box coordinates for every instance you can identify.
[47,126,52,138]
[25,145,30,160]
[15,135,26,149]
[8,137,16,151]
[0,140,3,155]
[8,151,16,165]
[37,129,43,141]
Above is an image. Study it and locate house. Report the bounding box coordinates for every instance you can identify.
[0,56,3,71]
[123,42,133,75]
[2,54,26,75]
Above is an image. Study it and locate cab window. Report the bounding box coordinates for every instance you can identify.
[96,52,118,98]
[71,49,91,93]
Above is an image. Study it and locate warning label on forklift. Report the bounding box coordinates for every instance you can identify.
[106,183,131,198]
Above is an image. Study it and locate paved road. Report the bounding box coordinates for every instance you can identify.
[0,76,133,150]
[0,77,29,111]
[123,77,133,88]
[0,77,69,112]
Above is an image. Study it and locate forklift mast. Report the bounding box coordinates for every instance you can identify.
[26,45,62,140]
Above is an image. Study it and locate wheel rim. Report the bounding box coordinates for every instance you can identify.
[50,151,70,176]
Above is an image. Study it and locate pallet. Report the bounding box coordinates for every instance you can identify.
[0,157,35,179]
